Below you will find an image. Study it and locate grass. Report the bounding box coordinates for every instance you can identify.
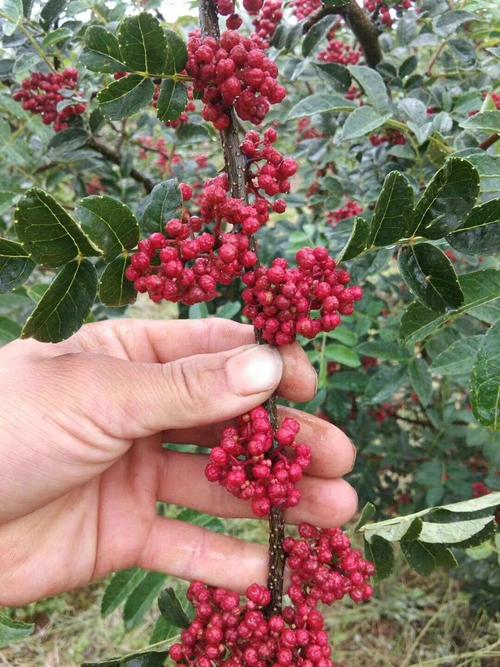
[2,516,499,667]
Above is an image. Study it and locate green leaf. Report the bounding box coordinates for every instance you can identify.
[399,243,464,313]
[401,539,437,575]
[175,508,225,533]
[101,569,147,617]
[424,543,458,569]
[313,62,351,93]
[447,199,500,256]
[164,29,188,75]
[97,76,154,121]
[408,358,432,406]
[2,0,23,32]
[0,316,21,346]
[40,0,67,29]
[356,340,409,361]
[363,366,408,405]
[77,196,139,259]
[0,613,35,649]
[342,106,392,141]
[359,493,500,545]
[123,571,167,631]
[48,128,89,155]
[82,650,169,667]
[82,26,127,74]
[400,269,500,344]
[99,256,137,308]
[157,79,188,122]
[287,93,356,120]
[157,588,191,629]
[348,65,389,112]
[418,517,495,544]
[118,13,168,76]
[364,536,394,580]
[434,10,477,37]
[141,179,181,234]
[22,0,34,18]
[302,14,337,57]
[409,157,480,239]
[471,319,500,431]
[355,502,376,531]
[431,335,482,375]
[461,110,500,133]
[337,217,370,261]
[324,344,361,368]
[369,172,414,247]
[15,188,101,268]
[21,260,97,343]
[0,238,35,293]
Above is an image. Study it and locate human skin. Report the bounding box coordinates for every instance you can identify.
[0,318,358,607]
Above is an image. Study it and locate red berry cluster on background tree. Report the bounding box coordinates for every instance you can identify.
[13,69,86,131]
[318,27,361,66]
[328,201,364,227]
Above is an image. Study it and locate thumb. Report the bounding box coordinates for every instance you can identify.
[71,344,284,439]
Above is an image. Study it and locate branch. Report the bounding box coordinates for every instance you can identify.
[479,133,500,151]
[87,137,156,193]
[199,0,285,616]
[303,0,382,69]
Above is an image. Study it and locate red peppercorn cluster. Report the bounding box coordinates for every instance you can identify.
[242,248,363,346]
[86,176,106,195]
[370,130,406,147]
[126,174,271,304]
[291,0,321,20]
[186,29,286,129]
[318,29,361,66]
[372,402,399,423]
[298,118,324,140]
[364,0,415,28]
[285,523,375,606]
[205,407,312,517]
[327,200,364,227]
[252,0,283,47]
[13,69,86,131]
[492,92,500,109]
[242,128,298,205]
[170,581,336,667]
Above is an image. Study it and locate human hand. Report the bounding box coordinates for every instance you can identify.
[0,318,358,607]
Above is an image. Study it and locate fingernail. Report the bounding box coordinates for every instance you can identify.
[226,345,283,396]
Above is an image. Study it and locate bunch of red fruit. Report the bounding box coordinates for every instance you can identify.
[170,523,374,667]
[205,408,312,517]
[370,131,407,147]
[242,248,363,346]
[364,0,415,28]
[328,200,364,227]
[242,128,297,204]
[318,29,361,66]
[186,29,286,128]
[291,0,321,20]
[126,175,263,305]
[252,0,284,47]
[13,69,86,132]
[170,580,334,667]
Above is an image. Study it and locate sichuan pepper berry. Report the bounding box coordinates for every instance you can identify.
[205,407,312,517]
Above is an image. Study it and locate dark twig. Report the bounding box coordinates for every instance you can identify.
[199,0,286,617]
[479,133,500,151]
[303,0,382,69]
[87,137,155,193]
